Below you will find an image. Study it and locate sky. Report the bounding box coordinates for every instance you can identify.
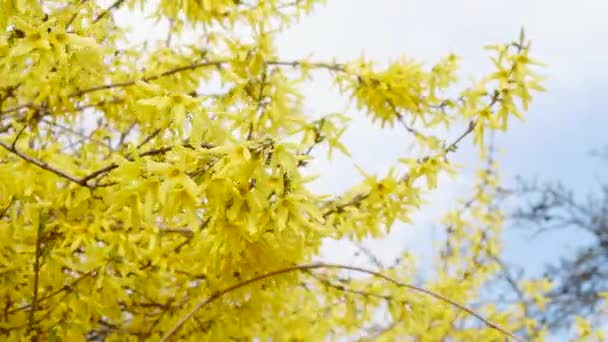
[114,0,608,337]
[271,0,608,274]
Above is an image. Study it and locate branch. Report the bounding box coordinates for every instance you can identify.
[446,120,476,154]
[65,0,91,30]
[26,219,44,339]
[0,58,345,116]
[75,59,347,98]
[137,128,162,149]
[267,60,346,73]
[8,271,95,314]
[93,0,126,23]
[352,242,384,269]
[160,263,524,342]
[80,142,214,185]
[40,119,108,149]
[246,65,269,140]
[70,60,229,98]
[0,140,90,187]
[322,120,476,218]
[0,63,224,116]
[0,196,14,220]
[305,270,392,302]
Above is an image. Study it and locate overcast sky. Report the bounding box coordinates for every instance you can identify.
[116,1,608,335]
[268,0,608,274]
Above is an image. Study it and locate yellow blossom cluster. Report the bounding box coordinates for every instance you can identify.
[2,1,598,341]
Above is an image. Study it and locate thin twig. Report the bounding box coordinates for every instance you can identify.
[93,0,126,24]
[166,19,175,48]
[115,122,137,151]
[352,242,384,269]
[26,219,44,340]
[80,142,214,185]
[70,60,229,98]
[8,271,95,314]
[137,128,162,149]
[11,119,31,150]
[246,65,269,140]
[322,120,475,218]
[0,140,89,187]
[266,60,345,73]
[0,196,14,220]
[160,263,524,342]
[65,0,91,30]
[305,270,392,302]
[0,58,347,116]
[40,119,108,148]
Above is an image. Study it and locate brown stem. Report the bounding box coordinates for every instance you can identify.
[0,140,90,187]
[26,219,44,340]
[0,59,345,116]
[160,263,524,342]
[93,0,126,23]
[8,271,95,314]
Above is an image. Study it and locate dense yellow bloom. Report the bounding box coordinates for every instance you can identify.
[1,1,593,341]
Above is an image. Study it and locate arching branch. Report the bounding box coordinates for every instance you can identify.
[160,263,524,342]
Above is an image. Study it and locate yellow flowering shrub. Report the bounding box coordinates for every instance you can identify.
[1,1,596,341]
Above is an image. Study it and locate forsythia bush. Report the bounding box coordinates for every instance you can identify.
[2,1,601,341]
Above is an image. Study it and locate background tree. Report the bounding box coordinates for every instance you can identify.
[488,145,608,334]
[0,1,588,341]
